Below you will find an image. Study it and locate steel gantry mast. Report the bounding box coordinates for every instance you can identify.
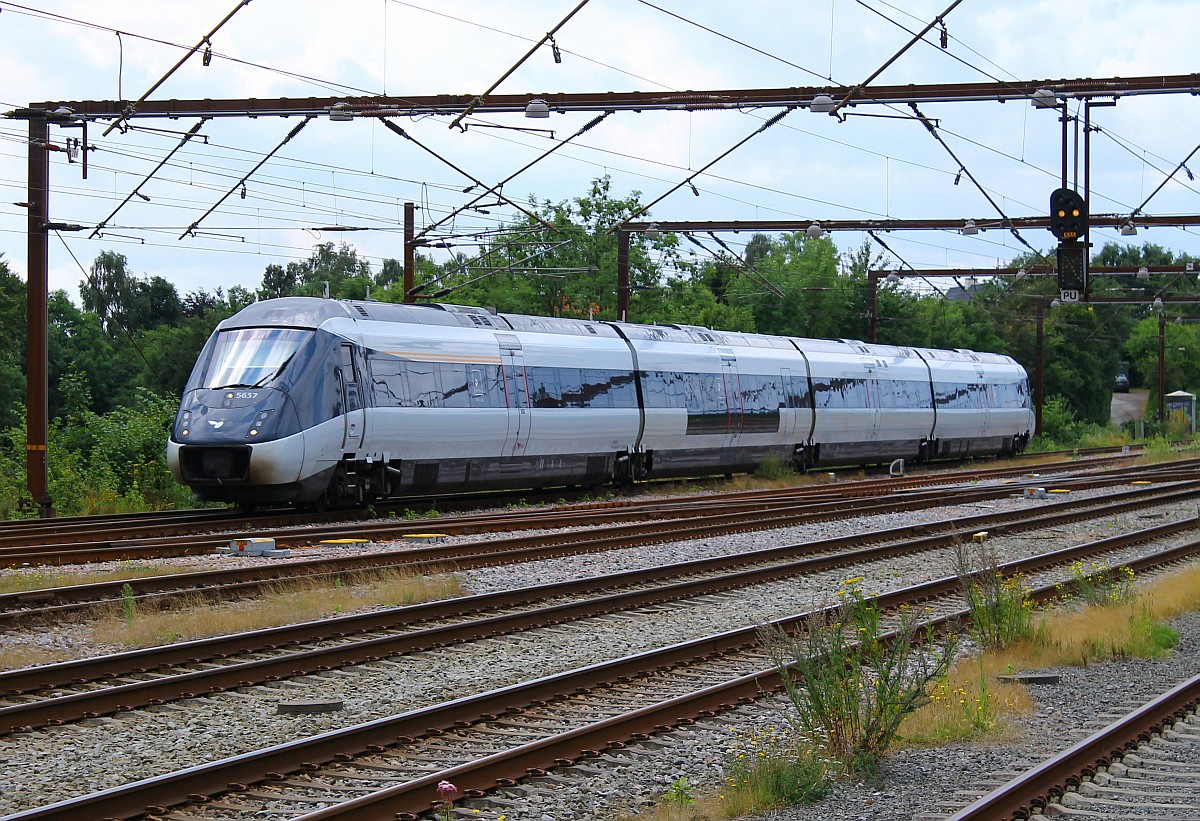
[11,71,1200,514]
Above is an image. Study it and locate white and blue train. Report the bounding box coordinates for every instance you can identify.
[167,297,1034,508]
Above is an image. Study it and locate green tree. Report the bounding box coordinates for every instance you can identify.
[440,176,675,319]
[734,233,870,339]
[260,262,297,298]
[49,290,134,416]
[263,242,375,300]
[1125,315,1200,409]
[80,251,183,335]
[0,256,26,430]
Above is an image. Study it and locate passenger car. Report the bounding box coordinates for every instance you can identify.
[168,298,1035,508]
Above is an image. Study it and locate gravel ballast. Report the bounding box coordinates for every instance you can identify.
[0,484,1196,820]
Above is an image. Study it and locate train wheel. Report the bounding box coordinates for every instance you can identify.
[307,472,346,513]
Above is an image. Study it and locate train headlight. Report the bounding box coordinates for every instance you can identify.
[178,410,191,437]
[247,409,273,439]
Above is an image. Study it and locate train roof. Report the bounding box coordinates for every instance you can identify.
[220,297,515,330]
[220,298,1018,366]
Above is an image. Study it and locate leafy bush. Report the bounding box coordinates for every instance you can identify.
[955,541,1036,649]
[0,387,194,516]
[762,580,955,774]
[754,455,796,480]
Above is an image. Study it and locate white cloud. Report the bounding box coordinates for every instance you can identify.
[2,0,1200,301]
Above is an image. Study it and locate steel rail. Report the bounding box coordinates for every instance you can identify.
[0,452,1156,563]
[2,472,1194,624]
[7,538,1193,821]
[945,674,1200,820]
[4,498,1196,733]
[3,477,1193,691]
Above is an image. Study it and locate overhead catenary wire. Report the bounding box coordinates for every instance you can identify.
[54,230,168,387]
[377,118,558,233]
[416,110,613,241]
[827,0,965,120]
[101,1,254,137]
[91,120,207,238]
[700,231,784,298]
[1127,143,1200,223]
[446,0,592,131]
[627,107,796,224]
[866,229,947,298]
[907,102,1050,269]
[180,116,315,239]
[7,3,1190,304]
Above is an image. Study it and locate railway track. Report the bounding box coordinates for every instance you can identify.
[3,467,1198,626]
[947,673,1200,820]
[0,452,1159,566]
[2,488,1196,734]
[2,535,1192,821]
[2,451,1190,816]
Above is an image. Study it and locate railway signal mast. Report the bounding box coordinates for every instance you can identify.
[1049,187,1089,303]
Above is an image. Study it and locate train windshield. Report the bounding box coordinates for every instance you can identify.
[200,328,312,389]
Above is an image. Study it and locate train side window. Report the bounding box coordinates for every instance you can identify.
[407,361,442,407]
[935,381,985,409]
[740,374,774,414]
[684,372,726,413]
[528,366,562,408]
[468,367,489,408]
[813,377,866,409]
[560,368,584,407]
[934,382,964,408]
[339,345,362,412]
[475,365,504,408]
[582,369,613,408]
[641,370,688,409]
[606,371,634,408]
[370,358,406,407]
[874,379,896,409]
[440,363,470,408]
[876,378,930,409]
[639,371,665,408]
[785,372,811,409]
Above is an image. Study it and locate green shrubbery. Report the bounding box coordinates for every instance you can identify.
[0,386,194,517]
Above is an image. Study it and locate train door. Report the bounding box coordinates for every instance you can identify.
[779,367,797,438]
[497,334,529,456]
[974,364,990,437]
[337,343,365,450]
[721,351,742,450]
[867,360,884,441]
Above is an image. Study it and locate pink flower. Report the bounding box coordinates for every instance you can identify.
[437,780,458,796]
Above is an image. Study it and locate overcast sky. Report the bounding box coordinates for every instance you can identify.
[2,0,1200,301]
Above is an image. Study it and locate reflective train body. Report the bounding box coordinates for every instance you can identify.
[167,297,1034,507]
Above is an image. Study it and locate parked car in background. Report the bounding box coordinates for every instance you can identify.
[1114,374,1130,393]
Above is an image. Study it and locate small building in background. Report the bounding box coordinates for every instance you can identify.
[1165,390,1196,433]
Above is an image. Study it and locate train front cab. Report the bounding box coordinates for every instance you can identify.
[169,309,367,506]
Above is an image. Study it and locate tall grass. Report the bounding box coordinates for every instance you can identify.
[91,569,462,650]
[954,541,1038,649]
[620,562,1200,821]
[0,570,463,669]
